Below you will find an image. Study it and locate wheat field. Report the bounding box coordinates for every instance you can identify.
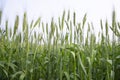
[0,10,120,80]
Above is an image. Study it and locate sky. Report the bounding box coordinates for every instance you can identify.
[0,0,120,38]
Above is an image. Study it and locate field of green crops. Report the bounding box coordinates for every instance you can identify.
[0,10,120,80]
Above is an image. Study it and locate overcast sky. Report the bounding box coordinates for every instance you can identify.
[0,0,120,35]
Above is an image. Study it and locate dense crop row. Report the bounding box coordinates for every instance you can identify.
[0,10,120,80]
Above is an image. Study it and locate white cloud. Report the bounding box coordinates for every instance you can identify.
[0,0,120,33]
